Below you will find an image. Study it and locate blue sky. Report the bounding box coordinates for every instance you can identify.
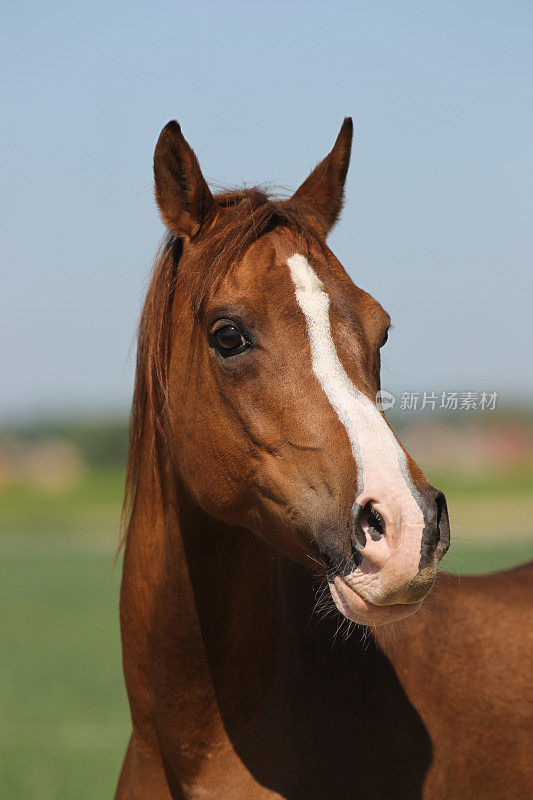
[1,1,532,419]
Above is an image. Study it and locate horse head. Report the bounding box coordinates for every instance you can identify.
[145,118,450,626]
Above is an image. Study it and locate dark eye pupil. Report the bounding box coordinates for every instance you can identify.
[216,325,244,350]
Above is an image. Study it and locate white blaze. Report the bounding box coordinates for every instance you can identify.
[287,253,424,571]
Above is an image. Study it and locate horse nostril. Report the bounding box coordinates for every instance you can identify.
[349,499,387,551]
[361,502,386,541]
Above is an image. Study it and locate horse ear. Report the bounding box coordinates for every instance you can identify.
[290,118,353,236]
[153,121,214,238]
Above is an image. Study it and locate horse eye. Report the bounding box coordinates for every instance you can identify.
[213,324,248,355]
[380,330,389,348]
[216,325,244,349]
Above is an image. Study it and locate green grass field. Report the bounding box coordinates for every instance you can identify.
[0,552,127,800]
[1,467,531,799]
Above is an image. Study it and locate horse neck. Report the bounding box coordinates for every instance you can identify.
[124,427,317,717]
[173,488,294,705]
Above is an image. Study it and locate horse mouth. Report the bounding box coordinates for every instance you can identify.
[328,575,423,626]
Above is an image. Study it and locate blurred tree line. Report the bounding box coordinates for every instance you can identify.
[1,418,129,469]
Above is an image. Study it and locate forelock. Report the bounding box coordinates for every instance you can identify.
[171,188,314,317]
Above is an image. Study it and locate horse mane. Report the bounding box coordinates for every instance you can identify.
[119,188,310,550]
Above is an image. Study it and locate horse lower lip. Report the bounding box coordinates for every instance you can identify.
[329,576,423,625]
[337,578,380,608]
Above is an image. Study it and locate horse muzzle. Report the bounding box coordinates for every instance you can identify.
[320,485,450,625]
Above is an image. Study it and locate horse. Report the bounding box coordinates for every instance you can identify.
[116,119,533,799]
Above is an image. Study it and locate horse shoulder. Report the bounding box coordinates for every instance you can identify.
[375,562,533,799]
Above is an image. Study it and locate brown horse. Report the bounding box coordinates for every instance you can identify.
[116,119,532,799]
